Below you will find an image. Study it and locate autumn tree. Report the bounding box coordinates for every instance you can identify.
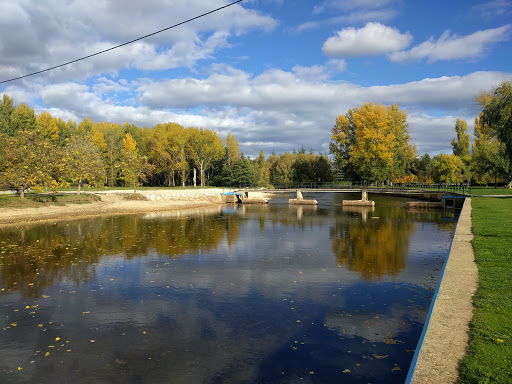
[66,135,106,194]
[148,123,188,187]
[1,131,67,197]
[431,154,463,184]
[91,122,124,187]
[36,111,59,144]
[330,102,415,183]
[225,133,240,166]
[186,128,224,187]
[119,133,153,192]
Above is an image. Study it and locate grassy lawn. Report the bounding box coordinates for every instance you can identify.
[458,198,512,383]
[469,187,512,196]
[0,193,100,208]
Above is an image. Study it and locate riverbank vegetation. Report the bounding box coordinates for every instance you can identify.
[1,81,511,196]
[458,198,512,383]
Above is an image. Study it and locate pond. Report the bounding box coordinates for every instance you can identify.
[0,192,456,383]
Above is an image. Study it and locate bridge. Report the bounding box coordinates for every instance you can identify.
[231,184,468,208]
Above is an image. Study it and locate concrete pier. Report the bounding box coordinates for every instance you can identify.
[342,189,375,207]
[289,189,317,205]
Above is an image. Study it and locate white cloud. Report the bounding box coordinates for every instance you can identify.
[0,0,276,83]
[390,25,511,62]
[322,22,412,57]
[28,69,507,157]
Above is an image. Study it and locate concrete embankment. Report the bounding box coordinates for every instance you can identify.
[407,198,478,384]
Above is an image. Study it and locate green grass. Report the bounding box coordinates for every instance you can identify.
[458,198,512,383]
[469,187,512,196]
[0,193,100,208]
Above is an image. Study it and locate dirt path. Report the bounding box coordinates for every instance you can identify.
[0,189,226,227]
[410,198,478,383]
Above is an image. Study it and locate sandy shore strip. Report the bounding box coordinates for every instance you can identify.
[409,198,478,383]
[0,188,232,227]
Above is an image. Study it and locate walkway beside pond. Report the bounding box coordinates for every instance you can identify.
[410,198,478,383]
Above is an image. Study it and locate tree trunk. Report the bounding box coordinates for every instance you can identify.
[200,162,205,187]
[193,168,197,187]
[77,179,82,195]
[20,188,25,199]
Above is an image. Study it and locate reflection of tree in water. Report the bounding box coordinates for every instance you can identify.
[330,207,415,281]
[0,211,242,297]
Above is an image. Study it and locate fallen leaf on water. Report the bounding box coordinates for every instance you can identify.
[309,371,314,375]
[55,337,61,341]
[17,367,22,371]
[45,352,50,357]
[373,354,389,359]
[392,366,401,371]
[342,369,350,373]
[10,323,17,327]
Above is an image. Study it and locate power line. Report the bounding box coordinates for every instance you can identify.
[0,0,244,84]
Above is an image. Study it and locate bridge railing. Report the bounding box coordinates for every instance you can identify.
[264,182,470,195]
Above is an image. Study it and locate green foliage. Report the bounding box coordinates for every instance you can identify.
[267,152,333,186]
[481,81,512,169]
[451,119,470,157]
[0,94,15,136]
[66,134,106,194]
[431,153,463,183]
[458,198,512,383]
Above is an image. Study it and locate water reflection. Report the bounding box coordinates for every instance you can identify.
[0,194,455,383]
[0,207,241,298]
[330,206,413,280]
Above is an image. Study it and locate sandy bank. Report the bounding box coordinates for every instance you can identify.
[0,189,229,227]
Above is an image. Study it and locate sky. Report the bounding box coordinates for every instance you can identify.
[0,0,511,158]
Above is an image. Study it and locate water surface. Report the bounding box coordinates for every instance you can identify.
[0,193,455,383]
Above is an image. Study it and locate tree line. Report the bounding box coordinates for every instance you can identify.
[1,80,510,196]
[0,94,333,196]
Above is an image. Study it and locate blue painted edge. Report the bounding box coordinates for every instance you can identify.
[404,197,466,384]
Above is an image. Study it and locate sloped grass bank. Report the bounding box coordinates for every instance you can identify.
[0,193,100,208]
[458,198,512,383]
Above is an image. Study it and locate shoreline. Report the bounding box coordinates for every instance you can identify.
[0,189,227,227]
[409,198,478,383]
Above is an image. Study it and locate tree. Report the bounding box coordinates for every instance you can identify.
[451,119,471,185]
[148,123,188,187]
[451,119,470,157]
[67,135,106,194]
[472,114,509,185]
[186,128,224,187]
[1,131,67,197]
[256,151,269,186]
[36,111,59,144]
[431,154,464,184]
[0,94,15,136]
[119,133,153,192]
[330,102,415,183]
[10,103,36,133]
[226,133,240,166]
[481,80,512,186]
[91,122,123,187]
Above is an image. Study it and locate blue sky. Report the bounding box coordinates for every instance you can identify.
[1,0,511,158]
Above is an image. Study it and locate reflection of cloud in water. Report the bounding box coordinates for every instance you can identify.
[323,302,423,343]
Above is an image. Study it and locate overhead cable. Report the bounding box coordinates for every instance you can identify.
[0,0,243,84]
